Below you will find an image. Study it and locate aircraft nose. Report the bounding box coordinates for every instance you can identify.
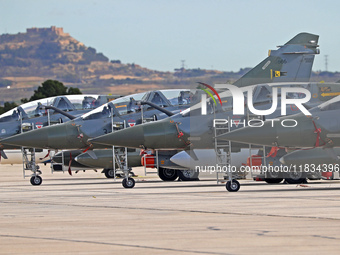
[0,124,72,149]
[89,125,145,148]
[279,156,285,165]
[0,127,49,148]
[74,151,96,166]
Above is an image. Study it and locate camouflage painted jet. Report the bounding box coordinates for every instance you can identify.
[218,95,340,149]
[217,95,340,183]
[0,94,117,160]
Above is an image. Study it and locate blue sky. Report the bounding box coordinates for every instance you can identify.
[1,0,339,72]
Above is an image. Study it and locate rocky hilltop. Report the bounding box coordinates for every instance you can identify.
[0,27,163,81]
[0,27,338,103]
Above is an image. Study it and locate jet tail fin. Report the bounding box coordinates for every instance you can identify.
[233,32,319,87]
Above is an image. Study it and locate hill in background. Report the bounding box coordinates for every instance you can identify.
[0,26,338,104]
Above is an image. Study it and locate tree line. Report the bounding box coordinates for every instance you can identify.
[0,80,82,114]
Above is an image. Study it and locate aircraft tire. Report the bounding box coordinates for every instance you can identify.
[226,179,240,192]
[122,177,135,188]
[285,171,306,184]
[178,169,199,181]
[264,178,283,184]
[285,178,306,184]
[30,176,42,186]
[104,169,115,178]
[158,167,178,181]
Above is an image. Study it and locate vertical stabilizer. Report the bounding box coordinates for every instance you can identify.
[233,33,319,87]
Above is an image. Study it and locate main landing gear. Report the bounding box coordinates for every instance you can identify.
[22,148,43,186]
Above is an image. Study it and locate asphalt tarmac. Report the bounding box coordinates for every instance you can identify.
[1,164,340,254]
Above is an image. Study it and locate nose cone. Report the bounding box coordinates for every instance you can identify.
[53,150,90,168]
[170,151,191,169]
[89,124,145,148]
[74,152,96,168]
[0,127,50,148]
[75,150,110,169]
[0,123,78,149]
[89,118,185,150]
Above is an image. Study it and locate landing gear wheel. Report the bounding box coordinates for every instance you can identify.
[226,179,240,192]
[30,176,42,186]
[178,169,199,181]
[265,178,283,184]
[285,171,306,184]
[158,167,178,181]
[122,177,135,188]
[104,169,115,178]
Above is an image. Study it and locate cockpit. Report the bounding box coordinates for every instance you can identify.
[0,95,107,123]
[81,89,193,120]
[142,90,192,108]
[82,92,146,120]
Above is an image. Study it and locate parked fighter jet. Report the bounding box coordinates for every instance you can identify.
[0,94,115,139]
[216,95,340,183]
[218,95,340,149]
[171,81,340,183]
[0,94,117,158]
[0,32,321,188]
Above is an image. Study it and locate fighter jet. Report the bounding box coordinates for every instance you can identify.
[0,94,117,162]
[0,94,122,186]
[0,94,116,140]
[218,95,340,149]
[215,95,340,184]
